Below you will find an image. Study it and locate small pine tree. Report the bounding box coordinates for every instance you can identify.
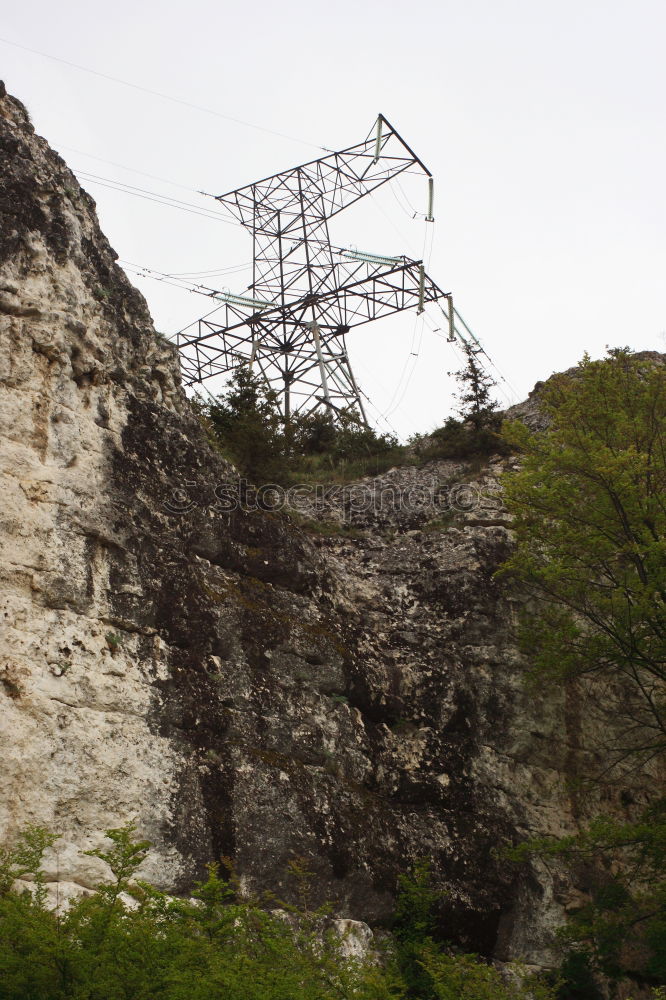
[451,342,498,431]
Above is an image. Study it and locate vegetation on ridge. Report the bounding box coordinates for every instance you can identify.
[197,342,507,485]
[196,367,402,484]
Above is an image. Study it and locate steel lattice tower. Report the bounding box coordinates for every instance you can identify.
[176,115,451,422]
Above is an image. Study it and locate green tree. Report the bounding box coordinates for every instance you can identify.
[500,348,666,991]
[501,349,666,766]
[324,411,397,464]
[203,365,285,482]
[410,345,505,464]
[451,341,498,432]
[392,860,441,999]
[0,825,563,1000]
[0,826,57,896]
[290,410,338,456]
[390,861,558,1000]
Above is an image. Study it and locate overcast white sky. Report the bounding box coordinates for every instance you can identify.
[2,0,665,438]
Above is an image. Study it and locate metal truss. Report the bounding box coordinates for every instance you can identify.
[176,114,450,422]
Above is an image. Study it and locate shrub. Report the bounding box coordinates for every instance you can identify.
[0,826,561,1000]
[411,416,509,463]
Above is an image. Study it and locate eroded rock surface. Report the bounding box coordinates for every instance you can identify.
[0,87,653,966]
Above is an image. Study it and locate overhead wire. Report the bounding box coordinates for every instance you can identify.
[378,180,518,414]
[391,251,521,417]
[424,310,516,408]
[383,291,426,418]
[361,392,403,439]
[121,258,252,281]
[362,173,436,422]
[474,347,521,402]
[72,167,340,254]
[389,178,428,223]
[163,263,252,279]
[54,142,204,194]
[334,162,429,432]
[382,349,416,419]
[120,261,263,336]
[396,177,426,219]
[175,298,231,335]
[449,308,520,404]
[119,260,236,306]
[0,35,327,151]
[383,315,424,420]
[72,169,243,226]
[350,354,416,438]
[381,290,423,417]
[388,182,418,221]
[367,188,423,261]
[381,208,435,420]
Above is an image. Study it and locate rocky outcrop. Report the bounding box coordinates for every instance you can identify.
[503,349,666,431]
[0,87,655,967]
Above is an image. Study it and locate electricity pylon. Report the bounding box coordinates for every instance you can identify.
[176,114,452,423]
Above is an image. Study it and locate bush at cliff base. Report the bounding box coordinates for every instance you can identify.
[0,826,561,1000]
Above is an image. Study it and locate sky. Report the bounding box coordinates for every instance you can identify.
[2,0,665,439]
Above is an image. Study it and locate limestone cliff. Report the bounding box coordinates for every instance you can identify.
[0,87,651,967]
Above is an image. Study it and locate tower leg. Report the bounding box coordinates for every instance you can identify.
[310,323,334,416]
[343,352,369,427]
[284,375,291,424]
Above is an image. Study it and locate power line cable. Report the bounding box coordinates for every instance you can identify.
[73,168,339,252]
[73,169,242,225]
[381,329,417,417]
[368,188,422,260]
[380,209,435,420]
[351,357,415,438]
[364,182,438,418]
[120,261,229,301]
[389,181,419,220]
[120,258,252,280]
[361,392,403,439]
[73,169,226,215]
[384,355,418,420]
[380,309,422,421]
[384,315,426,420]
[389,178,430,223]
[55,142,204,194]
[164,263,252,279]
[425,313,515,407]
[396,177,426,219]
[0,35,327,151]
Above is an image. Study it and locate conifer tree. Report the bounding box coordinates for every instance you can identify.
[452,341,498,431]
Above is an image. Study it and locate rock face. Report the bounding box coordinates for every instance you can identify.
[0,88,653,966]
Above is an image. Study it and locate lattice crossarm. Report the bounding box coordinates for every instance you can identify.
[214,116,432,231]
